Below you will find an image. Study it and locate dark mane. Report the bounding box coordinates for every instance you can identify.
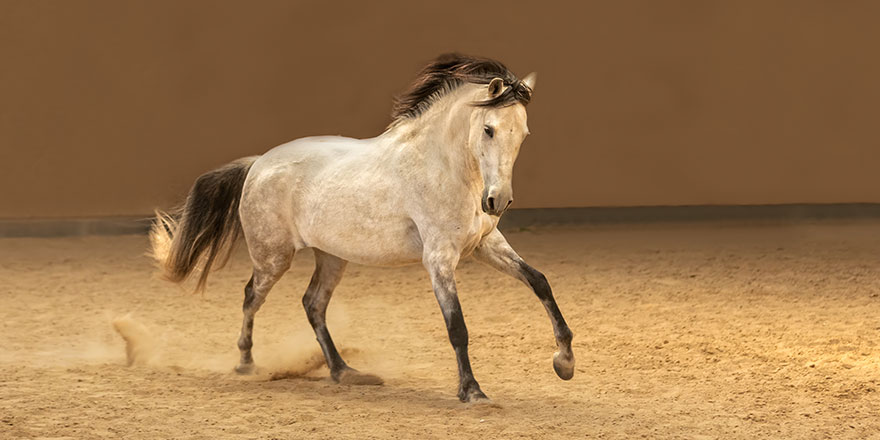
[391,53,532,122]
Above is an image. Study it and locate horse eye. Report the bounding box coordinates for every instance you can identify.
[484,125,494,138]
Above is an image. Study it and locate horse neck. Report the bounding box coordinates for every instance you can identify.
[384,86,482,188]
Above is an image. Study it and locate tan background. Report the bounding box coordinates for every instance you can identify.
[1,0,879,219]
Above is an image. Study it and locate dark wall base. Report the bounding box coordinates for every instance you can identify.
[0,217,153,238]
[498,204,880,230]
[2,204,880,237]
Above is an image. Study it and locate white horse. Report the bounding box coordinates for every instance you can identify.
[150,54,574,402]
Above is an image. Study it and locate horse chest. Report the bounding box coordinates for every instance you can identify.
[460,213,498,256]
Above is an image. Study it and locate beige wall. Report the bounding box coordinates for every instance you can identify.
[2,0,879,218]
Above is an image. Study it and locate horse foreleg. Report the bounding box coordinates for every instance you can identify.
[473,228,575,380]
[424,249,489,403]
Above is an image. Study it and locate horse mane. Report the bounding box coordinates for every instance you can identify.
[390,53,532,123]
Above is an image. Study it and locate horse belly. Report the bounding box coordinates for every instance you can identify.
[307,221,423,266]
[298,205,423,267]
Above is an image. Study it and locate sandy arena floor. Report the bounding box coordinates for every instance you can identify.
[1,221,879,439]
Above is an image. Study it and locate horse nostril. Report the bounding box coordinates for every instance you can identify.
[506,199,513,208]
[487,197,496,212]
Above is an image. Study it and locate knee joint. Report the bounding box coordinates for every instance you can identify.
[519,262,551,297]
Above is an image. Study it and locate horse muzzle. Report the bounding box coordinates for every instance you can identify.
[481,187,513,216]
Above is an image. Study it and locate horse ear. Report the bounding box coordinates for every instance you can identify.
[487,77,504,98]
[522,72,537,92]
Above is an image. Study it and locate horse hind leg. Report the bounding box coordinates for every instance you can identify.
[303,250,382,385]
[235,249,293,374]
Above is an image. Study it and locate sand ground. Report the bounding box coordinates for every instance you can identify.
[1,221,879,439]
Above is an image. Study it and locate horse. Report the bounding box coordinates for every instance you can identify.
[149,53,574,403]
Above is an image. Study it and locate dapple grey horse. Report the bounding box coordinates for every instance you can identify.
[150,54,574,403]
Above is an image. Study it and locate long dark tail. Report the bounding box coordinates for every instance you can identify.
[149,156,258,292]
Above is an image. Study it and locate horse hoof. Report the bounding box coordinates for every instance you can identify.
[459,385,488,402]
[466,393,492,405]
[234,363,256,375]
[335,368,384,386]
[553,351,575,380]
[461,389,499,407]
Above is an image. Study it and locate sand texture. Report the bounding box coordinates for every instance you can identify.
[1,222,879,439]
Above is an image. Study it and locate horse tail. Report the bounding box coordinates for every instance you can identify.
[149,156,259,292]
